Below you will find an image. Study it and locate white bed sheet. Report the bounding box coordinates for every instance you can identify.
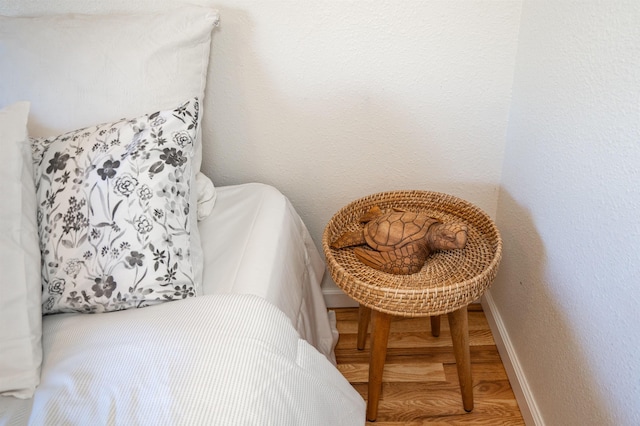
[0,183,352,424]
[198,183,337,361]
[0,294,365,425]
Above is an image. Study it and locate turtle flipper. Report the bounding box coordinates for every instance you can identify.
[358,205,406,224]
[353,243,427,275]
[360,206,406,223]
[359,205,383,223]
[331,230,367,249]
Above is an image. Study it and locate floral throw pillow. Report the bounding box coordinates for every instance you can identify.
[32,98,200,314]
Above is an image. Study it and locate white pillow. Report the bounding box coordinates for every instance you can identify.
[0,6,219,294]
[32,99,200,314]
[0,102,42,398]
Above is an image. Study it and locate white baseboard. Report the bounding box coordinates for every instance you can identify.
[481,290,544,426]
[322,287,359,308]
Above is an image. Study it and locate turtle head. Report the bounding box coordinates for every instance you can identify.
[428,222,468,251]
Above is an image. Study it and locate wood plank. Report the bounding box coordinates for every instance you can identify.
[369,416,525,426]
[353,384,522,415]
[355,383,524,424]
[336,312,491,334]
[336,329,495,349]
[444,362,510,382]
[335,345,504,365]
[338,361,446,383]
[351,380,519,401]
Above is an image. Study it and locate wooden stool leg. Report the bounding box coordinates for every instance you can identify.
[448,306,474,412]
[357,305,371,350]
[367,310,391,422]
[430,315,441,337]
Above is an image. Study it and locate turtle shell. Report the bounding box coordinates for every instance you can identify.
[363,211,440,251]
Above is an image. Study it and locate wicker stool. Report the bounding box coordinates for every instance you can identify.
[322,190,502,421]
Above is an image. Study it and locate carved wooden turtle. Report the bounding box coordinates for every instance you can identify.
[331,206,468,275]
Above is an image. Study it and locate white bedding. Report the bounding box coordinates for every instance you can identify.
[0,183,361,424]
[199,183,337,362]
[0,294,365,425]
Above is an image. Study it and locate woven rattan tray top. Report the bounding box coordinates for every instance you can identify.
[322,190,502,317]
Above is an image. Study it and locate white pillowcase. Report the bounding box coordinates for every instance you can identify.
[0,6,219,294]
[0,102,42,398]
[33,99,201,314]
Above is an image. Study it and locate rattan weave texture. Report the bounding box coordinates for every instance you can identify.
[322,190,502,317]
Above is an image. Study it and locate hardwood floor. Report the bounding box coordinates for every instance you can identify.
[334,305,525,425]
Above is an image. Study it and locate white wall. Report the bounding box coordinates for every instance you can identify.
[492,1,640,424]
[0,0,522,296]
[202,0,522,295]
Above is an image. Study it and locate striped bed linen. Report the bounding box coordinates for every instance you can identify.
[0,294,365,425]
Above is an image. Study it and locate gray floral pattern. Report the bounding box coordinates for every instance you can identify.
[32,98,200,314]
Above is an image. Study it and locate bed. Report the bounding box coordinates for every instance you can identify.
[0,2,366,424]
[0,184,364,425]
